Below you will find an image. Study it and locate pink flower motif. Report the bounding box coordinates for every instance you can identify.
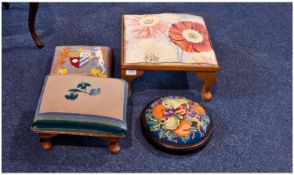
[125,15,168,39]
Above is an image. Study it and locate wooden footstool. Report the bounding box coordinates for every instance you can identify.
[50,46,112,77]
[32,75,128,154]
[121,13,219,101]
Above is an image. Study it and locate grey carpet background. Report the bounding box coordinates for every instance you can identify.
[2,3,292,172]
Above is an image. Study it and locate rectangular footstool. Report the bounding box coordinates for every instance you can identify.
[50,46,112,77]
[32,75,128,154]
[121,13,220,101]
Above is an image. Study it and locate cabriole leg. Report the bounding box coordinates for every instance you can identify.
[196,71,217,102]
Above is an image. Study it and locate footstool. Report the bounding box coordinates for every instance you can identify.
[121,13,220,101]
[32,75,128,154]
[141,96,212,152]
[50,46,112,77]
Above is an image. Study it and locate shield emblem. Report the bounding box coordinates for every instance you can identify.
[69,50,91,68]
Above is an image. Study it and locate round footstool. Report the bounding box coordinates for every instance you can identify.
[141,96,212,152]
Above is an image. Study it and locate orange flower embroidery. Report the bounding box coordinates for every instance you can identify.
[173,120,191,137]
[52,48,70,72]
[168,21,212,52]
[126,15,167,39]
[152,104,165,120]
[191,104,205,115]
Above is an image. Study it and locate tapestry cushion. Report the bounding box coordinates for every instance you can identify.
[50,46,112,77]
[141,96,212,151]
[123,13,218,66]
[32,75,128,137]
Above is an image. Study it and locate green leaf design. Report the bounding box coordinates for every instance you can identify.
[161,117,179,130]
[65,93,78,101]
[68,88,82,93]
[77,82,91,90]
[175,113,184,119]
[181,134,190,143]
[65,82,100,101]
[150,128,160,132]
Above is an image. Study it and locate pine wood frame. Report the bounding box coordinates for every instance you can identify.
[120,16,220,101]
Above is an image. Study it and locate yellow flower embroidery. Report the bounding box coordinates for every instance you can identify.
[90,68,100,76]
[90,68,107,77]
[56,68,68,75]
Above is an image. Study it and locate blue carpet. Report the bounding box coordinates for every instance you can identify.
[2,3,292,172]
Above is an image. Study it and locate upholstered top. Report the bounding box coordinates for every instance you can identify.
[32,75,128,136]
[142,96,211,144]
[50,46,112,77]
[123,13,218,66]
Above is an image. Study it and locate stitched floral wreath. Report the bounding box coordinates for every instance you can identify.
[144,96,211,144]
[168,21,212,52]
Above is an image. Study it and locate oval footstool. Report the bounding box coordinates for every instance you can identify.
[141,96,212,152]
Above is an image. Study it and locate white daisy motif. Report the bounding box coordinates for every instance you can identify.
[126,38,178,63]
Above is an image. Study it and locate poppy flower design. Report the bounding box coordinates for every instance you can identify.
[168,21,212,52]
[125,15,168,39]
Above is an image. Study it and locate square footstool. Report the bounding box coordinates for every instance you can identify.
[50,46,112,77]
[32,75,128,154]
[121,13,220,101]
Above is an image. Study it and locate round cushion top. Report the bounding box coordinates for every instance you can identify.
[141,96,212,152]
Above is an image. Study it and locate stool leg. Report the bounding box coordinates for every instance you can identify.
[196,72,217,102]
[107,138,121,154]
[39,134,56,151]
[121,69,144,97]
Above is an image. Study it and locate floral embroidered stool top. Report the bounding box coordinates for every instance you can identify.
[32,75,128,137]
[50,46,112,77]
[141,96,212,152]
[123,13,218,66]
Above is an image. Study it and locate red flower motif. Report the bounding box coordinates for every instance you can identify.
[168,21,212,52]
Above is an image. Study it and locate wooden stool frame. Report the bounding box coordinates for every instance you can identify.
[32,129,123,154]
[120,17,220,102]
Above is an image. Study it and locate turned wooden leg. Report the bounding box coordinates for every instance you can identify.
[39,134,56,151]
[121,69,144,97]
[29,3,44,48]
[106,138,121,154]
[196,71,217,102]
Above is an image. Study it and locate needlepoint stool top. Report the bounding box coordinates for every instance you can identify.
[32,75,128,137]
[141,96,212,152]
[123,13,218,67]
[50,46,112,77]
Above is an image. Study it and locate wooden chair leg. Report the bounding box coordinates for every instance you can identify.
[121,69,144,97]
[196,71,217,102]
[106,138,121,154]
[39,134,56,151]
[29,2,44,48]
